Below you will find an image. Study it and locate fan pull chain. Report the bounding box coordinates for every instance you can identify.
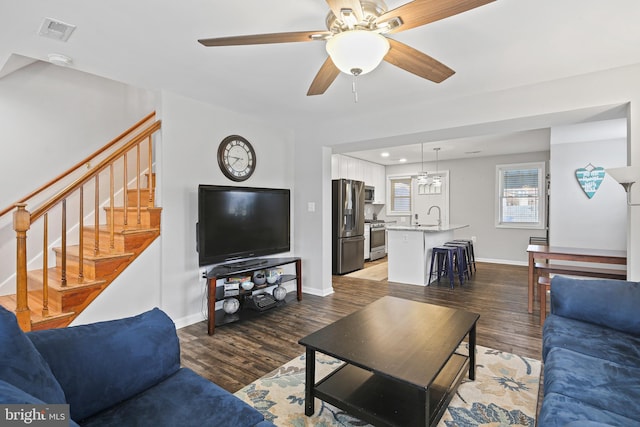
[352,75,358,103]
[351,68,362,103]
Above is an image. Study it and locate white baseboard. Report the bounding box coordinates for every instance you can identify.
[476,257,528,267]
[174,312,206,330]
[302,286,335,297]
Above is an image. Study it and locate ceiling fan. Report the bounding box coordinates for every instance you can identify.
[198,0,495,96]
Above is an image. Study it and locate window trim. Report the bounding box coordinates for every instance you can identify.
[495,161,546,230]
[386,174,413,216]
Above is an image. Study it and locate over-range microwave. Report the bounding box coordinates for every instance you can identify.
[364,186,375,203]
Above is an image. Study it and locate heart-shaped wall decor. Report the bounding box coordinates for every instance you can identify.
[575,166,605,199]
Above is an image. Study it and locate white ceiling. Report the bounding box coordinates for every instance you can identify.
[2,0,640,161]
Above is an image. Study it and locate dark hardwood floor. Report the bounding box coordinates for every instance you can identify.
[178,259,543,394]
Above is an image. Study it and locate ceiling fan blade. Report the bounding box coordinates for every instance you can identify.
[384,38,454,83]
[376,0,495,34]
[307,57,341,96]
[198,30,331,47]
[326,0,365,22]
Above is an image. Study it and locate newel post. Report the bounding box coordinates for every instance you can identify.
[13,203,31,331]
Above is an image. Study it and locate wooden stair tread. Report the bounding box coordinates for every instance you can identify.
[52,245,134,261]
[84,225,160,235]
[0,294,75,325]
[28,269,106,291]
[104,206,162,212]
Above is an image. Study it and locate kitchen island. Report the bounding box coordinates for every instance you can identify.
[386,224,469,286]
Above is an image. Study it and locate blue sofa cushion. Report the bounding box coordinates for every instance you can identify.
[539,392,636,427]
[79,368,269,427]
[27,308,180,421]
[544,347,640,421]
[550,276,640,336]
[0,306,66,404]
[0,379,82,427]
[542,314,640,366]
[0,379,44,404]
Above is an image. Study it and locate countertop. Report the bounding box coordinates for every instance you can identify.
[386,224,469,232]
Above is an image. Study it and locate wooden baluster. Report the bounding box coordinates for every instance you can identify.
[109,163,115,250]
[61,199,67,287]
[94,175,100,255]
[147,135,153,207]
[78,186,84,282]
[13,203,31,331]
[136,143,141,225]
[42,213,49,317]
[123,152,128,228]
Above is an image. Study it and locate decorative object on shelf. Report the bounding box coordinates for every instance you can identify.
[222,298,240,314]
[575,163,605,199]
[240,281,254,291]
[253,270,267,286]
[217,135,256,182]
[272,284,287,301]
[606,166,640,206]
[266,268,281,285]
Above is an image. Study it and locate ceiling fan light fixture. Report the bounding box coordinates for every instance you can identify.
[326,30,389,76]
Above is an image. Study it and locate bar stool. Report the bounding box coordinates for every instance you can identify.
[428,246,458,289]
[444,242,471,281]
[453,239,476,273]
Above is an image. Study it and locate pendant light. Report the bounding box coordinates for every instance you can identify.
[433,148,442,186]
[417,143,429,183]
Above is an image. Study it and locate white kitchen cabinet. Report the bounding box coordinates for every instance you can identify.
[331,154,386,205]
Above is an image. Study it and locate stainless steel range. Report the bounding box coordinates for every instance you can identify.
[369,220,386,261]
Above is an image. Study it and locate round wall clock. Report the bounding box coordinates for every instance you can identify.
[217,135,256,182]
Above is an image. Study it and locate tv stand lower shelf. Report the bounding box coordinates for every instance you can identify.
[206,257,302,335]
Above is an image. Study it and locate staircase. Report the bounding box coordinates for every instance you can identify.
[0,112,162,331]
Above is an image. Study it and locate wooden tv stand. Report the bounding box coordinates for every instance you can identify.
[206,257,302,335]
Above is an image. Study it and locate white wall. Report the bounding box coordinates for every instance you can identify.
[0,61,156,209]
[550,120,627,250]
[158,91,295,326]
[386,151,549,264]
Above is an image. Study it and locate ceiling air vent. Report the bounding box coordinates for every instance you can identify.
[38,18,76,42]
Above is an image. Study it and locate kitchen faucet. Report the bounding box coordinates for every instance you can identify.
[427,205,442,227]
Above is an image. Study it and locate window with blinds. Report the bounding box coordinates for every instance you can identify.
[496,162,545,228]
[389,177,412,214]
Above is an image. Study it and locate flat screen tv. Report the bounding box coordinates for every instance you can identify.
[197,185,291,267]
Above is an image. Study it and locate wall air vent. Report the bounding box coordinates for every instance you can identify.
[38,18,76,42]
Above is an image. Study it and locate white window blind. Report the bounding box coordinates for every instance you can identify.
[389,177,412,214]
[496,162,545,229]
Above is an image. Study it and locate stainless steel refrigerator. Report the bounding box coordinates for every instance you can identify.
[332,179,365,275]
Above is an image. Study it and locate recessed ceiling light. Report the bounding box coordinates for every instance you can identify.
[465,150,481,155]
[399,158,407,163]
[47,53,73,67]
[380,152,390,157]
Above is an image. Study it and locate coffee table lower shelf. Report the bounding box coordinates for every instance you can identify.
[314,353,469,427]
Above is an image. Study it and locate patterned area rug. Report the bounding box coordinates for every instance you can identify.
[235,344,541,426]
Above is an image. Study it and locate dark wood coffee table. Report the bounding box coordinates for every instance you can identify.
[298,296,480,427]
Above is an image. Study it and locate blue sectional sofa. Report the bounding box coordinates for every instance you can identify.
[539,276,640,426]
[0,306,274,427]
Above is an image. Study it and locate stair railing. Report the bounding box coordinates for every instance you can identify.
[1,112,161,331]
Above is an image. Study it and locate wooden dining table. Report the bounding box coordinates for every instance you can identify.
[527,244,627,315]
